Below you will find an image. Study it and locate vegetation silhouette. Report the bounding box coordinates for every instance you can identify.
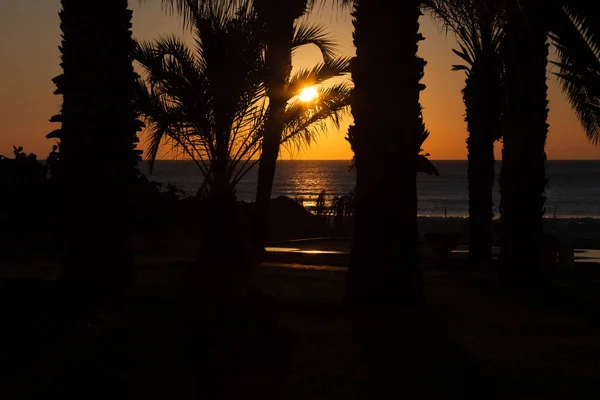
[48,0,143,298]
[3,0,600,398]
[500,0,600,287]
[136,2,266,273]
[426,0,505,263]
[426,0,600,272]
[0,146,54,257]
[251,0,344,257]
[135,0,351,274]
[342,0,426,311]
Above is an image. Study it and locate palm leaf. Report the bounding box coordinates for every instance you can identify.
[452,64,470,72]
[549,6,600,144]
[286,56,351,95]
[281,83,352,151]
[292,21,338,62]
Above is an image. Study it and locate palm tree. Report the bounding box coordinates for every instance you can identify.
[250,0,316,255]
[164,0,429,306]
[144,0,349,255]
[551,5,600,141]
[334,4,432,397]
[499,0,549,285]
[134,3,352,268]
[49,0,142,295]
[342,0,427,307]
[425,0,504,263]
[426,0,600,273]
[500,0,600,285]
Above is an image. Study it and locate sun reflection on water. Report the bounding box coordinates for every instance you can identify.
[278,161,350,210]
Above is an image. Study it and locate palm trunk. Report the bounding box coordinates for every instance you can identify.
[465,66,502,263]
[345,0,425,308]
[467,135,495,262]
[250,1,305,254]
[53,1,141,296]
[345,5,429,396]
[198,155,245,270]
[190,156,247,302]
[252,109,288,253]
[500,0,549,286]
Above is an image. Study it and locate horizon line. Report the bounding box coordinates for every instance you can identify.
[147,158,600,162]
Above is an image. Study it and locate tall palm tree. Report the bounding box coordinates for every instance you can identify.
[135,3,352,268]
[137,4,263,270]
[165,0,428,306]
[425,0,504,263]
[145,0,348,256]
[551,5,600,141]
[335,3,433,397]
[250,0,312,255]
[343,0,426,307]
[250,1,353,254]
[49,0,142,295]
[500,0,600,285]
[500,0,549,285]
[426,0,600,273]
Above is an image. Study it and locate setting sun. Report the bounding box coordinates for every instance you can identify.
[299,86,319,103]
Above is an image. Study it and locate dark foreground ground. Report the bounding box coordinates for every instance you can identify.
[1,246,600,399]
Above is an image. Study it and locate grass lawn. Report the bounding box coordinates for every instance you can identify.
[1,253,600,399]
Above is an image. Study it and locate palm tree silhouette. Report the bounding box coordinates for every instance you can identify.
[500,0,600,285]
[427,0,600,269]
[426,0,505,263]
[250,0,309,256]
[250,0,352,255]
[149,0,351,255]
[135,2,351,268]
[337,0,426,307]
[49,0,143,296]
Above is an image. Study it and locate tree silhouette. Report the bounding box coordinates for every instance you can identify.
[343,0,426,307]
[135,2,351,268]
[425,0,504,263]
[500,0,600,285]
[250,0,351,256]
[48,0,143,295]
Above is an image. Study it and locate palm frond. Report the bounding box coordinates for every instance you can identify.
[281,82,352,151]
[141,0,252,30]
[138,0,353,187]
[307,0,352,7]
[135,3,266,183]
[452,47,474,67]
[292,21,338,62]
[424,0,505,69]
[452,64,470,72]
[549,6,600,144]
[286,56,351,95]
[561,1,600,59]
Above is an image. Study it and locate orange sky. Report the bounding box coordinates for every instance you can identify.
[1,1,598,160]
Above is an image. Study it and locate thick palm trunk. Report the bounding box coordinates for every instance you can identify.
[346,5,429,395]
[467,135,495,262]
[198,160,245,270]
[345,0,425,308]
[250,1,306,254]
[500,0,549,286]
[189,159,247,302]
[252,110,288,253]
[53,1,141,295]
[465,68,502,263]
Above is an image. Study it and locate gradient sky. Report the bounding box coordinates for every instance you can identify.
[1,1,598,160]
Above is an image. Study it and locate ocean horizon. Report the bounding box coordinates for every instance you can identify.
[140,159,600,219]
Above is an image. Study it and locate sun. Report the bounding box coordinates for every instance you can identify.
[299,86,319,103]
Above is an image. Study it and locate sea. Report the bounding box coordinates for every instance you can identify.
[139,160,600,218]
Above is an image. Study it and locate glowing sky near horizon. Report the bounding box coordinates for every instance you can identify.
[1,0,598,160]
